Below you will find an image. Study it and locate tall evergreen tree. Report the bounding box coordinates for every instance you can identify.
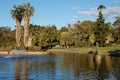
[95,5,106,46]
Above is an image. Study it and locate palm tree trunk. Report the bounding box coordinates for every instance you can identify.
[22,60,28,80]
[24,17,29,47]
[16,19,22,47]
[14,60,20,80]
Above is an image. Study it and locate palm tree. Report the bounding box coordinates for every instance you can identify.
[23,3,34,47]
[97,4,106,11]
[11,5,24,47]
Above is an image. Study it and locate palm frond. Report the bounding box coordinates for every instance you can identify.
[23,3,34,18]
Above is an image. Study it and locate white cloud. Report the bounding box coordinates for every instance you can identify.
[72,6,80,10]
[78,7,120,19]
[78,11,98,16]
[103,7,120,18]
[70,6,81,24]
[70,17,78,24]
[113,0,118,3]
[78,7,98,17]
[73,16,78,19]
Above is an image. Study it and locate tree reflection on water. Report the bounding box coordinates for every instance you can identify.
[0,54,120,80]
[14,60,20,80]
[14,59,28,80]
[111,57,120,80]
[60,53,120,80]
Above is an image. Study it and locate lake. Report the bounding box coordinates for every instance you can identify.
[0,53,120,80]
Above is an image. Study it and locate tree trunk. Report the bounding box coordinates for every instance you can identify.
[22,60,28,80]
[16,19,22,47]
[14,60,20,80]
[24,17,29,47]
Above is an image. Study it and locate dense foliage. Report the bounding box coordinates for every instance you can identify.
[0,18,119,50]
[0,4,120,50]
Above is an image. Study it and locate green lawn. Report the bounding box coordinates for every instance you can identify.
[50,44,120,54]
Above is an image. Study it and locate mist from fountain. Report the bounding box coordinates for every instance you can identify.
[5,50,26,58]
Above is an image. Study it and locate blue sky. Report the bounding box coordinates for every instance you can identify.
[0,0,120,30]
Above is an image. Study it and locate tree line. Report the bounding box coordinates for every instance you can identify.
[0,4,120,50]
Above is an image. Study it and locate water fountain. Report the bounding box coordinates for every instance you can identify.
[4,50,26,58]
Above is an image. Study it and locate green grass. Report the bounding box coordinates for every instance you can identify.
[0,47,10,51]
[1,43,120,54]
[50,44,120,54]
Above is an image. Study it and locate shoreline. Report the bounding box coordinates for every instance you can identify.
[0,47,119,55]
[0,50,49,55]
[0,50,109,55]
[48,49,109,55]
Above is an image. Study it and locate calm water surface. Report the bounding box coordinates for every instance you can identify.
[0,53,120,80]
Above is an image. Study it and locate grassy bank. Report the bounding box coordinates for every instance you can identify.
[49,46,120,54]
[1,45,120,55]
